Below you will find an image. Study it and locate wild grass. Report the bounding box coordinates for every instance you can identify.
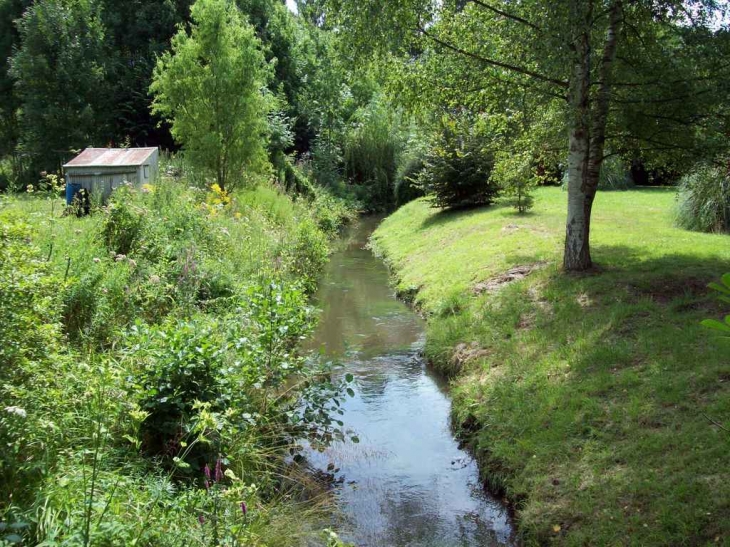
[371,186,730,546]
[0,177,355,546]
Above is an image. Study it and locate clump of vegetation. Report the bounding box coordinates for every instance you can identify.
[702,273,730,337]
[417,115,499,210]
[675,163,730,233]
[493,150,537,214]
[393,131,427,207]
[0,173,355,545]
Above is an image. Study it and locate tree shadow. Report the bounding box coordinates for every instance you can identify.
[419,202,510,230]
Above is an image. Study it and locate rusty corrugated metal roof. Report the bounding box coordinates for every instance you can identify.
[64,148,157,168]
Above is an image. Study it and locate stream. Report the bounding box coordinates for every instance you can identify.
[304,217,515,547]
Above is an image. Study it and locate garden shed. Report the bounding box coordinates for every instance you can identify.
[63,147,159,203]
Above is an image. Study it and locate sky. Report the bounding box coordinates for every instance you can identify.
[285,0,298,14]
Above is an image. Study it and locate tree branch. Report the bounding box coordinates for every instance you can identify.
[610,87,714,104]
[417,25,569,88]
[470,0,542,32]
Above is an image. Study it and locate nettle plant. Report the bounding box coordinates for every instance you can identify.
[702,274,730,338]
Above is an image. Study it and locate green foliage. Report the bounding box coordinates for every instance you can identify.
[393,132,427,207]
[10,0,109,173]
[151,0,271,191]
[675,163,730,233]
[417,115,499,210]
[100,0,191,147]
[0,0,24,162]
[0,175,355,544]
[493,150,537,214]
[310,186,357,237]
[344,94,406,210]
[102,186,147,255]
[285,218,330,293]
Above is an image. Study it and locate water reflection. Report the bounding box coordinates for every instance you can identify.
[305,217,513,547]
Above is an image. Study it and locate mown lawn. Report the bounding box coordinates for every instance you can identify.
[371,187,730,546]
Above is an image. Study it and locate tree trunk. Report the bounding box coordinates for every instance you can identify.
[564,128,595,271]
[564,2,594,271]
[563,0,622,272]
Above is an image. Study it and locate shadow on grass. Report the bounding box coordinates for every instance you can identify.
[590,244,730,276]
[419,202,510,230]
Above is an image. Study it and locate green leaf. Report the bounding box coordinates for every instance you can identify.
[345,373,354,383]
[700,318,730,333]
[708,282,730,295]
[346,388,355,398]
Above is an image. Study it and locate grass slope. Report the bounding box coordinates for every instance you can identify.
[371,187,730,546]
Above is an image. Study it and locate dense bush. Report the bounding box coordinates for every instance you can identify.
[417,116,499,210]
[675,163,730,233]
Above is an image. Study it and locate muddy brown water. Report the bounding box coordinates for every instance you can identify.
[304,217,515,547]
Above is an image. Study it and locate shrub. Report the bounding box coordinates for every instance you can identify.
[493,150,537,214]
[310,187,357,237]
[102,186,146,255]
[285,218,329,293]
[675,163,730,233]
[417,116,499,210]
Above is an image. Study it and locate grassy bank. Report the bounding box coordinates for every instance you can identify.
[0,177,355,546]
[371,187,730,545]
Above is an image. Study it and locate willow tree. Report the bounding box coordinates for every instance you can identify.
[328,0,729,271]
[151,0,271,191]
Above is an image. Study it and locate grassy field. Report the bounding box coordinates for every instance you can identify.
[371,187,730,546]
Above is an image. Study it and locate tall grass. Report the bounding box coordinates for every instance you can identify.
[675,163,730,233]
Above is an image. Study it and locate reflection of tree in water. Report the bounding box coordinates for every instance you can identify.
[309,239,423,360]
[304,218,514,547]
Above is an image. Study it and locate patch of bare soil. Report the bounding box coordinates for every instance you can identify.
[451,341,491,372]
[474,262,548,295]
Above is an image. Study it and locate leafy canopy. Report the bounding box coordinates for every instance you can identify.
[151,0,272,190]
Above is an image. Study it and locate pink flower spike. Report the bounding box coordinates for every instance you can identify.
[204,464,211,480]
[241,501,247,515]
[198,515,205,525]
[214,458,222,483]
